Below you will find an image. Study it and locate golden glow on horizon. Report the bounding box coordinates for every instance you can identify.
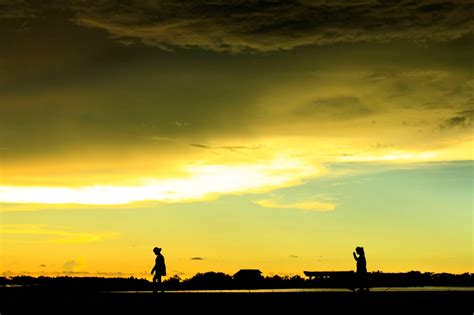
[0,157,317,206]
[2,139,472,208]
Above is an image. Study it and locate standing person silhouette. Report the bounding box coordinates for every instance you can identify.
[151,247,166,293]
[353,246,369,292]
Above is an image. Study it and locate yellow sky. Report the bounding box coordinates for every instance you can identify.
[0,1,473,278]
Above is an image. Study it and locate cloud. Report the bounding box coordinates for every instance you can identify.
[0,3,472,209]
[1,17,472,188]
[254,197,335,211]
[217,145,264,152]
[190,144,209,149]
[63,260,77,272]
[175,121,189,128]
[289,255,298,259]
[74,1,474,52]
[0,156,318,206]
[151,136,179,142]
[440,116,472,130]
[1,1,473,52]
[0,0,37,19]
[63,258,85,273]
[363,69,449,82]
[95,271,125,277]
[0,224,120,243]
[190,257,205,261]
[190,143,265,152]
[338,151,439,162]
[171,270,187,276]
[293,96,373,120]
[458,109,474,119]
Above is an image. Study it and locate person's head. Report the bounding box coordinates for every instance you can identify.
[355,247,364,255]
[153,247,161,255]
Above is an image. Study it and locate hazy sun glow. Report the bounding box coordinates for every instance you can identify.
[0,157,317,205]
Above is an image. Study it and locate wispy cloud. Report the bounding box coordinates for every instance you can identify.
[440,116,472,130]
[63,258,85,272]
[338,151,438,162]
[0,224,120,243]
[151,136,179,142]
[293,96,373,121]
[190,144,209,149]
[254,197,335,212]
[0,156,318,206]
[190,143,265,153]
[190,257,205,261]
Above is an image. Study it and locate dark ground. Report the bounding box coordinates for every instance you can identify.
[1,287,473,314]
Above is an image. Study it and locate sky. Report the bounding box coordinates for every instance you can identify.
[0,1,473,278]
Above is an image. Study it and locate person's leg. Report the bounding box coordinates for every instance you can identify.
[349,273,356,292]
[356,272,363,292]
[157,275,163,293]
[364,273,370,292]
[152,275,158,293]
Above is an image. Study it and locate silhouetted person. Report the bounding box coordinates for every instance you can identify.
[151,247,166,293]
[353,246,369,292]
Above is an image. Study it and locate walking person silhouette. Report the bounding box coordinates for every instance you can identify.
[151,247,166,293]
[353,246,369,292]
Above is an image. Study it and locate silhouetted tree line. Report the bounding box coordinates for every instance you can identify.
[1,271,472,291]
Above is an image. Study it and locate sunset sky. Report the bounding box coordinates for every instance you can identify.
[0,1,472,278]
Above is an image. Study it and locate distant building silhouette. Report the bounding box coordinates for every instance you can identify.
[234,269,262,279]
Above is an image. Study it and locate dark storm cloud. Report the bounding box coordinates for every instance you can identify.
[0,0,36,19]
[2,1,474,52]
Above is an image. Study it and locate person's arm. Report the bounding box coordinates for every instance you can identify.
[353,252,358,261]
[151,265,156,274]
